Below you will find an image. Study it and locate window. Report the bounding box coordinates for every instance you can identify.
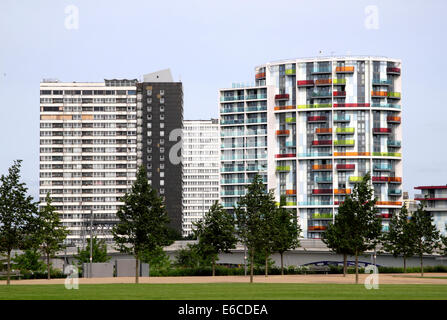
[160,123,164,128]
[147,98,152,104]
[160,105,165,112]
[147,90,152,96]
[160,131,164,137]
[147,131,152,137]
[160,114,165,120]
[160,89,164,95]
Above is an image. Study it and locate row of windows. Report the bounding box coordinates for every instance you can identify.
[40,139,136,145]
[40,180,134,186]
[40,172,136,178]
[40,90,136,95]
[40,147,136,153]
[40,123,136,128]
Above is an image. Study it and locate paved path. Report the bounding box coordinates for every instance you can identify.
[1,273,447,285]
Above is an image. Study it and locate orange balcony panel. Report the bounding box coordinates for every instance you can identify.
[82,115,93,120]
[334,152,371,156]
[315,79,332,85]
[286,189,297,195]
[336,66,355,73]
[40,115,72,120]
[388,177,402,183]
[376,201,402,206]
[255,72,266,79]
[371,91,388,97]
[308,226,328,231]
[387,116,401,123]
[276,130,290,136]
[312,164,333,170]
[274,105,295,111]
[315,128,332,134]
[334,189,351,194]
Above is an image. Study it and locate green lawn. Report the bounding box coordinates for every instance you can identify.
[0,283,446,300]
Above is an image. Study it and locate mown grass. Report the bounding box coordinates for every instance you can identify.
[0,283,446,300]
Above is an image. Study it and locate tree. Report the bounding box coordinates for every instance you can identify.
[381,206,415,272]
[74,236,110,273]
[12,248,46,274]
[235,173,276,283]
[140,246,171,274]
[337,173,382,284]
[410,201,440,276]
[272,196,301,276]
[322,204,355,277]
[174,243,209,268]
[112,165,173,284]
[0,160,38,285]
[34,193,69,279]
[193,201,237,276]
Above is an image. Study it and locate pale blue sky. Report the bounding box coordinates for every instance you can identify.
[0,0,445,199]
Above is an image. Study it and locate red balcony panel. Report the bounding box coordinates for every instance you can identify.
[315,128,332,134]
[255,72,266,79]
[307,116,327,122]
[381,213,391,218]
[373,128,392,134]
[333,91,346,97]
[336,164,355,170]
[334,103,370,108]
[312,189,333,195]
[297,80,314,86]
[372,176,388,182]
[387,67,401,74]
[275,153,296,158]
[308,226,327,231]
[312,140,332,146]
[315,79,332,85]
[275,94,290,100]
[276,130,290,136]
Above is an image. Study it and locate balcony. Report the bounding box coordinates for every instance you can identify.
[315,176,333,183]
[246,94,267,100]
[221,190,245,196]
[381,214,391,219]
[387,140,401,147]
[276,165,291,172]
[333,115,350,122]
[333,91,346,97]
[377,201,402,206]
[221,107,244,113]
[334,152,371,156]
[275,94,290,100]
[311,91,332,98]
[371,103,401,109]
[307,116,327,122]
[221,154,245,160]
[298,103,332,109]
[298,152,332,157]
[246,118,267,124]
[387,67,401,75]
[372,176,388,183]
[315,79,332,86]
[315,128,332,134]
[333,103,370,108]
[372,152,401,157]
[349,176,363,183]
[285,68,296,75]
[389,177,402,183]
[220,119,244,125]
[387,116,401,123]
[312,140,332,146]
[334,189,351,195]
[285,117,296,123]
[334,140,355,146]
[274,105,295,111]
[308,226,328,231]
[371,91,387,98]
[373,164,392,171]
[221,179,246,184]
[335,127,355,134]
[387,92,401,100]
[372,177,402,183]
[311,213,333,219]
[285,189,297,195]
[313,189,333,195]
[388,189,402,196]
[285,141,296,147]
[276,130,290,136]
[333,79,346,85]
[255,72,266,79]
[335,66,355,73]
[275,153,296,158]
[372,79,392,86]
[221,96,244,102]
[297,80,315,87]
[336,164,355,170]
[311,67,332,74]
[299,201,333,206]
[221,166,245,172]
[246,166,266,172]
[246,105,267,112]
[312,164,333,171]
[373,128,391,134]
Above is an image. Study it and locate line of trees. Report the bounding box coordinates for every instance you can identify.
[323,173,445,283]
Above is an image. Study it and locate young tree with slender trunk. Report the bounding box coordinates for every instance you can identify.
[112,166,173,284]
[381,206,415,272]
[272,196,301,276]
[322,204,355,277]
[410,201,440,277]
[235,173,275,283]
[193,201,237,276]
[75,236,110,273]
[0,160,38,285]
[34,193,69,279]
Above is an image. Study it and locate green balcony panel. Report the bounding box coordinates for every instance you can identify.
[372,152,402,157]
[335,127,355,134]
[349,176,363,183]
[285,117,296,123]
[387,92,401,98]
[276,166,291,172]
[312,213,333,219]
[334,140,355,146]
[333,79,346,85]
[285,69,296,75]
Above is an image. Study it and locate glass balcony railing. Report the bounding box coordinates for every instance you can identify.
[298,201,333,206]
[220,119,244,125]
[246,118,267,124]
[388,189,402,196]
[221,131,244,137]
[298,152,332,157]
[245,94,267,100]
[285,141,296,147]
[371,103,401,109]
[246,105,267,112]
[246,166,266,172]
[311,67,332,74]
[221,96,244,102]
[221,166,245,172]
[221,154,245,160]
[333,115,350,122]
[221,107,244,113]
[372,79,392,85]
[387,140,401,147]
[221,179,245,184]
[246,154,267,159]
[316,176,333,183]
[335,127,355,134]
[311,91,332,98]
[373,164,392,171]
[221,143,244,149]
[221,190,245,196]
[246,129,267,135]
[246,142,267,148]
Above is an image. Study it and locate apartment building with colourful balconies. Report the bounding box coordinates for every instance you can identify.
[414,185,447,236]
[219,56,403,239]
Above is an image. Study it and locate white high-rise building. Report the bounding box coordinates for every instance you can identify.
[39,79,138,246]
[181,119,220,237]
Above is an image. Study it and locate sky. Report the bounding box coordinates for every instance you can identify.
[0,0,446,199]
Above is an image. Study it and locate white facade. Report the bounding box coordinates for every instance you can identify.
[181,119,220,236]
[219,56,403,239]
[39,80,138,246]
